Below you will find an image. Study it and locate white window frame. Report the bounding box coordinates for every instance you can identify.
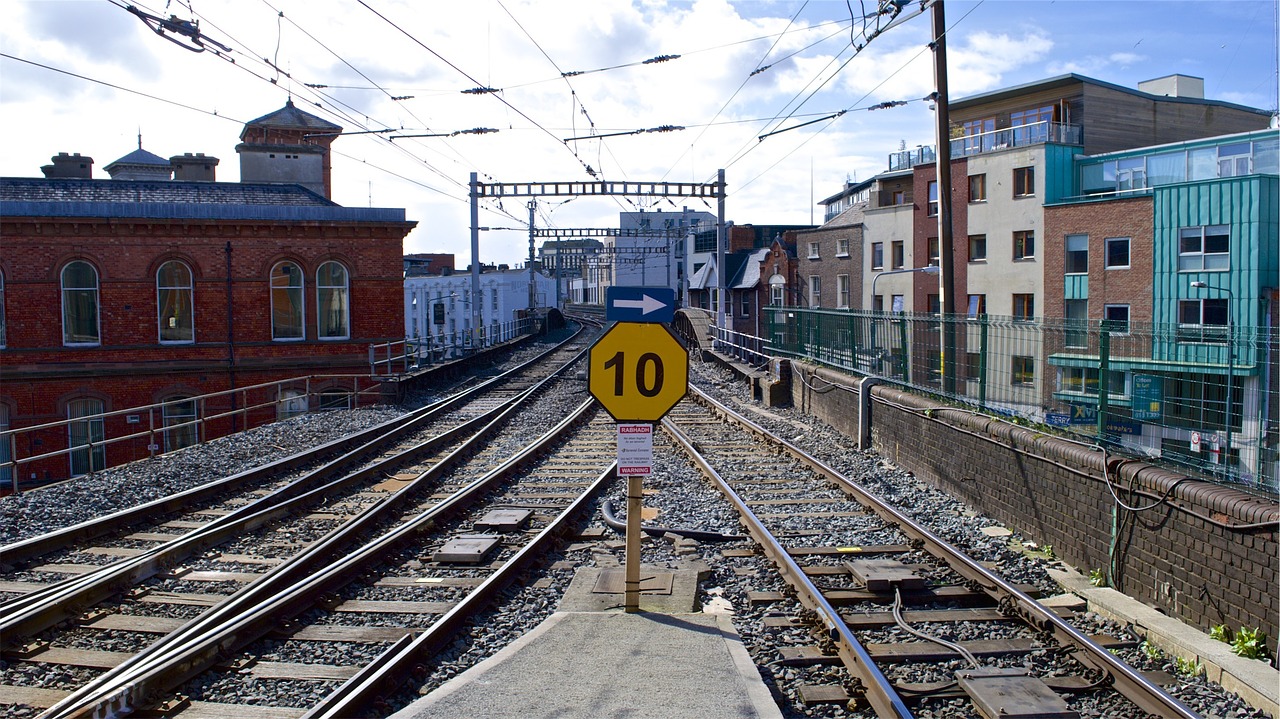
[871,242,884,271]
[1103,304,1130,335]
[808,275,821,308]
[61,260,101,347]
[835,238,849,257]
[1105,237,1131,269]
[837,274,850,309]
[807,241,820,259]
[1178,226,1230,272]
[157,260,195,345]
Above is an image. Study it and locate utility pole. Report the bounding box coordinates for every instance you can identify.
[931,0,958,394]
[527,200,537,312]
[469,172,482,349]
[716,169,727,333]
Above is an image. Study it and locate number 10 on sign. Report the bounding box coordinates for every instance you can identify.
[588,322,688,422]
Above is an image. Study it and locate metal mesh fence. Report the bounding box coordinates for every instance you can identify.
[762,307,1278,495]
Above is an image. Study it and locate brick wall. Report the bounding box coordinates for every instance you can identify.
[1044,196,1155,322]
[0,215,412,483]
[785,360,1278,657]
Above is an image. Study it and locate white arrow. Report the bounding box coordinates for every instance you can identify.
[614,294,667,315]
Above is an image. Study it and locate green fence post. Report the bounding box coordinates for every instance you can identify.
[978,314,988,408]
[1097,321,1110,438]
[898,316,909,381]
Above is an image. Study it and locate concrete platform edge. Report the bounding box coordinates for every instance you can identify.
[386,612,572,719]
[1048,566,1278,717]
[387,611,783,719]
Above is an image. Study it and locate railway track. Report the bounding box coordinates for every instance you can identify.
[1,344,1244,718]
[0,324,600,716]
[663,384,1200,718]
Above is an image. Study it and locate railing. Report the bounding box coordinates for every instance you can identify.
[711,325,771,368]
[0,375,386,493]
[760,307,1278,494]
[888,121,1083,171]
[371,316,536,376]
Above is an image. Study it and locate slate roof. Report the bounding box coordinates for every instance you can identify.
[730,249,769,289]
[1,177,332,206]
[106,148,171,168]
[0,177,409,223]
[241,99,342,139]
[688,259,714,290]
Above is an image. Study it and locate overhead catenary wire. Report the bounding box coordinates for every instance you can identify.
[162,1,488,196]
[357,0,599,183]
[726,0,984,198]
[713,0,930,180]
[0,52,242,124]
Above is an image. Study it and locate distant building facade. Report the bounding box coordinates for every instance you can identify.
[0,102,415,486]
[403,267,554,352]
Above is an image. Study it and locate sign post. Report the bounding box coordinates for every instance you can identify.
[617,423,653,614]
[589,313,688,612]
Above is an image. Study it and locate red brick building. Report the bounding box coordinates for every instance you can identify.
[0,103,416,487]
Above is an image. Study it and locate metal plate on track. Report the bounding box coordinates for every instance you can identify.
[956,668,1078,719]
[591,569,674,595]
[845,558,925,591]
[432,534,501,563]
[473,509,532,532]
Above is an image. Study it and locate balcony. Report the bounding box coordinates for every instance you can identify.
[888,121,1083,171]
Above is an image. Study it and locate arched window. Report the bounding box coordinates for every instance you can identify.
[162,396,198,452]
[157,261,194,344]
[67,398,105,476]
[62,261,100,346]
[271,261,304,340]
[316,261,350,340]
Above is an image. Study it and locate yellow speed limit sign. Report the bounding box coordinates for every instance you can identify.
[588,323,688,422]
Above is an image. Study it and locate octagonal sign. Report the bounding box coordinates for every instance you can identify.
[588,322,688,422]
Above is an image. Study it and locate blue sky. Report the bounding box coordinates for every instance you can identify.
[2,1,1276,264]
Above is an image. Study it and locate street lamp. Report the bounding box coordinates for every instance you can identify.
[870,264,942,309]
[1191,280,1234,478]
[870,265,941,370]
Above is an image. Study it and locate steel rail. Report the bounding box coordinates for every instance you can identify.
[42,355,595,719]
[0,393,515,643]
[660,411,913,719]
[0,323,588,568]
[303,429,615,717]
[0,324,588,616]
[684,384,1201,719]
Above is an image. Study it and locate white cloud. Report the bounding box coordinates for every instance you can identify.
[2,1,1273,265]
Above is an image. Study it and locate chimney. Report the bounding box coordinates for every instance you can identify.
[40,152,94,179]
[171,152,220,181]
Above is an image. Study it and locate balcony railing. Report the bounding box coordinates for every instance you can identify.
[888,121,1083,171]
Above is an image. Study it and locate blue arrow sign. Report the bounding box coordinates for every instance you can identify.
[606,286,676,323]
